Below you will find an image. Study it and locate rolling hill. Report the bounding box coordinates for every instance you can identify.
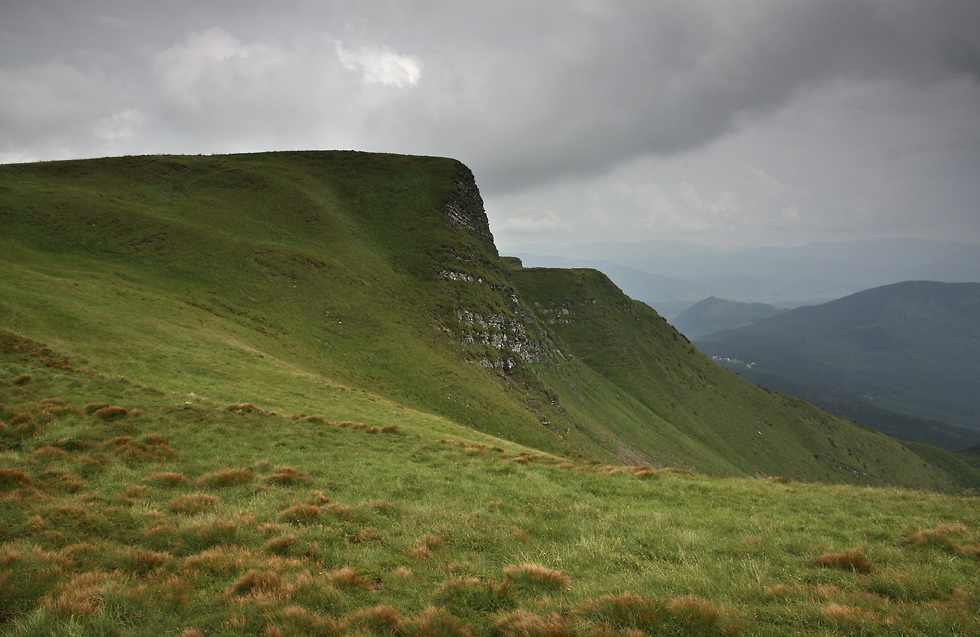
[2,151,980,636]
[696,281,980,451]
[671,297,785,340]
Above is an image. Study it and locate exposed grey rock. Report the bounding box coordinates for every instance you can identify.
[444,163,495,246]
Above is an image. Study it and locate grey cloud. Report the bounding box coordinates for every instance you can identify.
[1,0,978,238]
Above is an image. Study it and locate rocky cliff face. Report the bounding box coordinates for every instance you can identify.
[444,163,496,248]
[439,162,551,370]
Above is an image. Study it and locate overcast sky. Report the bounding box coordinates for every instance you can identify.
[3,1,979,249]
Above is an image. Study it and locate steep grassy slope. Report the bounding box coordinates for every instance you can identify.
[1,332,979,636]
[1,152,977,493]
[511,268,980,490]
[0,152,567,455]
[696,281,980,445]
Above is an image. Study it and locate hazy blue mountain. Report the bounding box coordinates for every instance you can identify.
[507,238,980,318]
[672,296,785,340]
[696,281,980,450]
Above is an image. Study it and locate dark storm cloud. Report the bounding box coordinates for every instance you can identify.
[4,1,978,185]
[2,1,979,246]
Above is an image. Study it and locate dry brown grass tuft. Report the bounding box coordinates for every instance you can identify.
[266,534,298,555]
[822,602,878,624]
[601,465,628,475]
[402,606,472,637]
[126,548,173,572]
[184,518,239,546]
[813,550,874,573]
[266,466,310,486]
[103,435,176,461]
[389,566,414,579]
[228,402,276,416]
[627,466,660,478]
[197,468,255,488]
[905,524,968,551]
[579,592,662,631]
[292,413,326,423]
[330,420,389,434]
[814,584,840,599]
[228,570,283,597]
[0,467,31,488]
[182,546,248,575]
[349,604,402,635]
[144,521,175,545]
[42,571,108,616]
[666,594,731,630]
[123,484,151,498]
[366,498,397,514]
[766,476,794,484]
[503,563,571,591]
[322,501,358,520]
[30,445,71,459]
[765,584,798,598]
[168,492,219,514]
[352,527,382,544]
[278,503,320,524]
[491,610,574,637]
[326,566,370,590]
[12,373,32,385]
[436,576,514,614]
[91,405,129,420]
[959,543,980,559]
[410,534,444,561]
[83,403,110,414]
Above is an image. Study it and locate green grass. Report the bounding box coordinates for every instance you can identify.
[2,151,980,634]
[1,332,979,636]
[2,151,977,490]
[512,267,980,491]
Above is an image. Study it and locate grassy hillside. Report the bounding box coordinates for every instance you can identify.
[0,152,564,454]
[2,152,978,491]
[2,151,980,635]
[511,268,980,490]
[2,331,979,636]
[696,281,980,448]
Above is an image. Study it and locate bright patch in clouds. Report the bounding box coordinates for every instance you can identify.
[95,109,145,142]
[496,210,568,235]
[335,42,421,88]
[154,28,289,112]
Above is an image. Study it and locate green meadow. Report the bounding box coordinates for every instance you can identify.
[2,333,979,636]
[1,152,979,635]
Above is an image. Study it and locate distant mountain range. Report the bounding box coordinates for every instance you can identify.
[695,281,980,451]
[509,238,980,319]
